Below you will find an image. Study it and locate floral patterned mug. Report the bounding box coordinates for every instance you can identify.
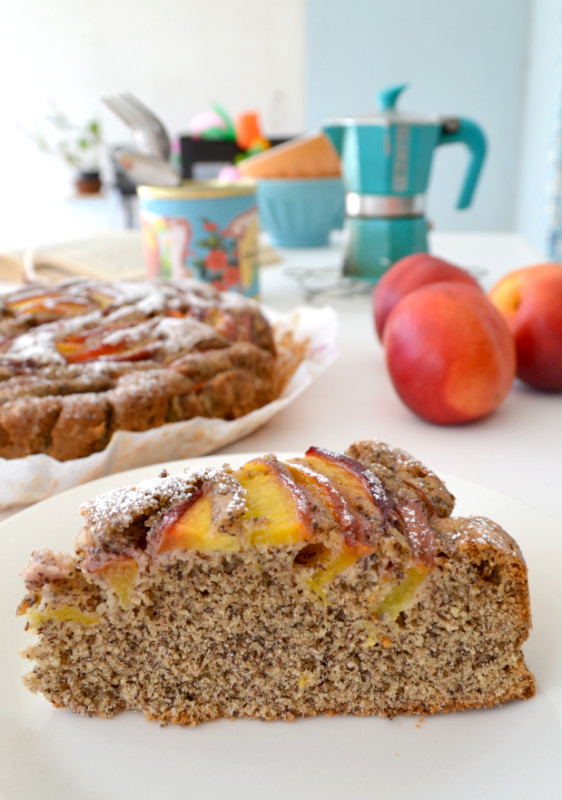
[138,180,259,297]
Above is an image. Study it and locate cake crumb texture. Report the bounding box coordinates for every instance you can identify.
[18,440,535,725]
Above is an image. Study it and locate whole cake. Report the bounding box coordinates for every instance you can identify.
[0,278,277,461]
[18,441,535,724]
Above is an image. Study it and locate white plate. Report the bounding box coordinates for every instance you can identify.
[1,454,561,800]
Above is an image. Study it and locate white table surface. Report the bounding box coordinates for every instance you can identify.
[0,231,560,528]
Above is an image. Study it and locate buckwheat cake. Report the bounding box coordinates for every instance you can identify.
[17,440,535,725]
[0,278,278,461]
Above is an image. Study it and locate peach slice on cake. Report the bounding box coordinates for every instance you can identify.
[234,457,315,546]
[301,448,395,536]
[286,459,377,598]
[87,555,140,608]
[393,497,436,568]
[89,291,117,311]
[375,565,430,621]
[303,447,436,568]
[295,448,437,596]
[286,461,374,552]
[6,292,94,317]
[150,488,240,554]
[237,455,365,598]
[152,457,316,555]
[26,603,100,629]
[56,340,124,362]
[56,333,156,363]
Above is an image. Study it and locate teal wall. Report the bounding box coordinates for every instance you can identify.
[305,0,531,233]
[516,0,562,255]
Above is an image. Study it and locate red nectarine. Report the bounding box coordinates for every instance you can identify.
[489,263,562,391]
[373,253,481,341]
[383,282,516,424]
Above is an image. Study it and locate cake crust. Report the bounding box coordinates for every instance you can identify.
[18,441,535,724]
[0,279,277,461]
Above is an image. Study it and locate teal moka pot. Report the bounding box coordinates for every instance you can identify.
[323,84,486,282]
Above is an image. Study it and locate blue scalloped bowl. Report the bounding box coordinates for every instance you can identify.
[257,177,345,248]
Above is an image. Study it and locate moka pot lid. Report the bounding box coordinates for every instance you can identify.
[327,83,459,130]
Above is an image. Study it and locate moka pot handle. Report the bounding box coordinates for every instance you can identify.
[438,118,486,210]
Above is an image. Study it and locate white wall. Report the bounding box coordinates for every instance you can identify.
[306,0,531,234]
[516,0,562,255]
[0,0,305,249]
[1,0,560,252]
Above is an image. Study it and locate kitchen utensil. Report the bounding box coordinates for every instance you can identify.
[116,150,181,187]
[103,93,171,159]
[119,92,171,159]
[323,84,487,281]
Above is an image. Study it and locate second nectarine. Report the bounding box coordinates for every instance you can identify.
[489,263,562,391]
[373,253,482,341]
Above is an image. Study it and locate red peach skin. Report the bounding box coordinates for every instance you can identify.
[373,253,481,341]
[383,282,516,424]
[489,263,562,391]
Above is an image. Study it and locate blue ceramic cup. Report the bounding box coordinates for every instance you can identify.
[257,177,345,247]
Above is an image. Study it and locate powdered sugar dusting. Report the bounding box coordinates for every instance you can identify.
[396,500,436,565]
[53,309,104,335]
[449,516,520,554]
[0,277,272,371]
[371,438,442,484]
[81,470,204,538]
[3,328,66,364]
[363,467,394,513]
[151,316,223,354]
[201,467,248,526]
[80,465,247,545]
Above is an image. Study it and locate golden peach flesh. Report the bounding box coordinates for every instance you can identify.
[154,494,240,554]
[375,566,429,620]
[235,458,312,546]
[92,557,140,607]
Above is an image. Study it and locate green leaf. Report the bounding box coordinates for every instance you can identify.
[201,126,229,141]
[211,102,236,140]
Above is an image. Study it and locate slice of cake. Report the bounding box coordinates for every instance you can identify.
[17,441,535,724]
